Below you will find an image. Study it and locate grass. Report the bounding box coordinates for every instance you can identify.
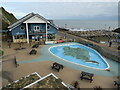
[88,36,117,43]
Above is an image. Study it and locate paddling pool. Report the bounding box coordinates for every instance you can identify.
[49,43,109,70]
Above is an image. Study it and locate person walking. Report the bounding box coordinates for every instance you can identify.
[14,56,19,67]
[8,41,11,48]
[109,41,112,47]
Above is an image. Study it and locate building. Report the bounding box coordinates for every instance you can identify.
[8,13,58,43]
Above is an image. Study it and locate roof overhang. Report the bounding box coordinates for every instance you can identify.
[23,15,50,24]
[8,13,58,31]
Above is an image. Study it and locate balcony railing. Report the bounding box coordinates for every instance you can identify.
[29,31,46,34]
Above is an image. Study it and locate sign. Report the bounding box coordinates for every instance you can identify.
[40,36,42,39]
[16,32,25,35]
[45,41,54,45]
[42,34,46,37]
[32,36,35,40]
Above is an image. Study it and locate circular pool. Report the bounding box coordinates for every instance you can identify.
[49,43,109,70]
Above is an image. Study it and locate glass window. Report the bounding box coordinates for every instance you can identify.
[15,36,19,39]
[34,26,36,30]
[20,26,25,30]
[37,26,40,30]
[17,36,20,39]
[47,26,51,30]
[34,26,40,30]
[14,36,17,39]
[24,35,26,38]
[34,26,41,33]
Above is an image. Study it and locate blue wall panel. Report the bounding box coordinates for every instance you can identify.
[47,24,57,34]
[28,23,46,32]
[11,24,26,35]
[11,23,57,36]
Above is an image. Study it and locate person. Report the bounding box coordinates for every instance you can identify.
[109,41,112,47]
[14,56,19,67]
[19,43,21,47]
[8,41,11,48]
[29,42,31,46]
[74,81,80,89]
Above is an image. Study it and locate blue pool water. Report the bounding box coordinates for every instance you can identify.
[49,44,109,70]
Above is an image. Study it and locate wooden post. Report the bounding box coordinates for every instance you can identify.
[13,35,15,43]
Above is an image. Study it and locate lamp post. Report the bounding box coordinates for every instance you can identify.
[65,24,67,39]
[65,24,67,29]
[105,24,106,30]
[108,26,111,39]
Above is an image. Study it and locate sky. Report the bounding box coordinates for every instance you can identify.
[1,1,118,20]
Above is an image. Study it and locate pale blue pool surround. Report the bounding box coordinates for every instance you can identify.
[18,42,119,76]
[49,43,110,70]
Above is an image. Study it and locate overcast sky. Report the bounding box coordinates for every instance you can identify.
[1,2,118,20]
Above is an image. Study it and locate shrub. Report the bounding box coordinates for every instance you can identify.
[118,46,120,50]
[0,50,4,56]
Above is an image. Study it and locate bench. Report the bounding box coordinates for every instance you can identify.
[52,62,64,72]
[114,81,120,89]
[32,44,39,48]
[29,49,37,55]
[14,47,26,50]
[80,71,94,83]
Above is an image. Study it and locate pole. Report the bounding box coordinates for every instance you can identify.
[65,24,67,39]
[26,23,29,44]
[46,22,48,42]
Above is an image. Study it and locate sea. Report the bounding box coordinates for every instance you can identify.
[53,20,118,31]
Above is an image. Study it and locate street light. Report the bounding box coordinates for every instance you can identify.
[65,24,67,29]
[105,24,106,30]
[65,24,67,39]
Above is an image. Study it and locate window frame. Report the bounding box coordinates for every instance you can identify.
[47,26,51,30]
[34,26,40,31]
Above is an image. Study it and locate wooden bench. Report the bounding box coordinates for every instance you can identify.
[14,47,26,50]
[32,44,39,48]
[52,62,64,72]
[80,71,94,83]
[29,49,37,55]
[114,81,120,89]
